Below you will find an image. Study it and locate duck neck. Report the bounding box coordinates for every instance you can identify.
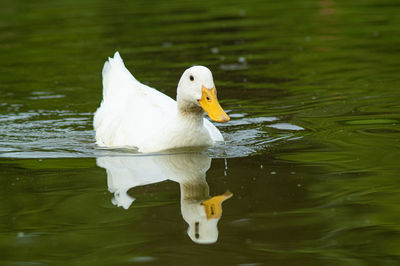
[177,99,204,123]
[180,175,210,202]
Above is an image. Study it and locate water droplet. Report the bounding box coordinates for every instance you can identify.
[211,47,219,54]
[162,42,173,47]
[238,56,246,63]
[129,256,157,263]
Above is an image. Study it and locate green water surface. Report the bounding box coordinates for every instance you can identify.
[1,0,400,265]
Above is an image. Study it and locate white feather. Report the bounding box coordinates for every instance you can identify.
[94,52,225,152]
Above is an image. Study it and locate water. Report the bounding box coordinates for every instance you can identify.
[1,0,400,264]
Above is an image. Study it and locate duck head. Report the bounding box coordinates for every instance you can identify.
[183,191,233,244]
[177,66,230,123]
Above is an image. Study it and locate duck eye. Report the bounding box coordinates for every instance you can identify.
[189,75,194,81]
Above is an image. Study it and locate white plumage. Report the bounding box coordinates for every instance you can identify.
[93,52,229,152]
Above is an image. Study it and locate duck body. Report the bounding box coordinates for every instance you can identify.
[93,52,229,152]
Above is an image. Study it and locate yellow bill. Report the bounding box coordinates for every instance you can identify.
[198,85,230,123]
[201,191,233,220]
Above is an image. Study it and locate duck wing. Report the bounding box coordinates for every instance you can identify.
[101,51,176,112]
[94,52,177,147]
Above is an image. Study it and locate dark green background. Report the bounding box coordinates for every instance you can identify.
[1,0,400,265]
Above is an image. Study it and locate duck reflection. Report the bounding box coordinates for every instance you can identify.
[96,153,232,244]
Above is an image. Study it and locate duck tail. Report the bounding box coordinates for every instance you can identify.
[102,51,123,76]
[102,51,136,100]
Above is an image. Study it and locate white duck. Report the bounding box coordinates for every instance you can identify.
[93,52,230,152]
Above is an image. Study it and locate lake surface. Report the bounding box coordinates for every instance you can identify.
[1,0,400,265]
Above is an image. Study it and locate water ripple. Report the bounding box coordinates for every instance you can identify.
[0,109,304,158]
